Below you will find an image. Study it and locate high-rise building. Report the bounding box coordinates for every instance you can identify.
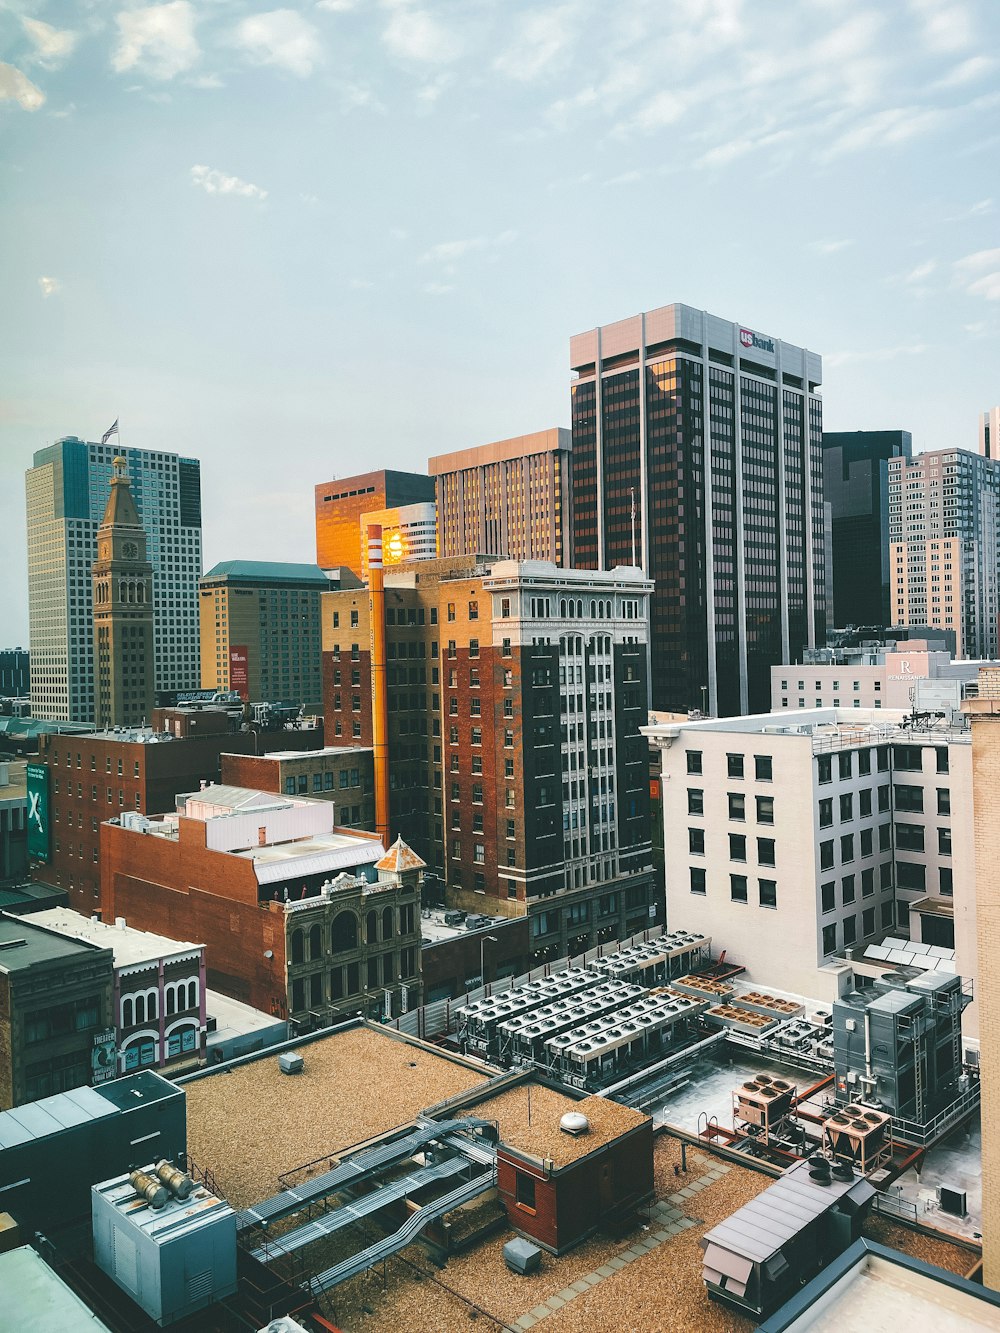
[26,437,202,722]
[822,430,913,628]
[965,696,1000,1289]
[198,561,330,710]
[314,470,435,575]
[429,429,572,566]
[888,448,1000,658]
[321,557,659,957]
[359,501,438,576]
[979,406,1000,461]
[570,303,825,716]
[0,649,29,698]
[91,458,155,729]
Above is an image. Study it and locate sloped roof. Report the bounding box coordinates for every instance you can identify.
[375,834,426,874]
[201,560,330,586]
[99,464,142,530]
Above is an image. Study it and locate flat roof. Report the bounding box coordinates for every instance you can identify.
[0,911,105,973]
[0,1247,110,1331]
[183,1024,493,1210]
[252,746,372,761]
[237,830,384,883]
[0,1072,180,1149]
[758,1240,1000,1331]
[206,988,287,1037]
[29,909,202,968]
[201,560,331,585]
[473,1084,649,1168]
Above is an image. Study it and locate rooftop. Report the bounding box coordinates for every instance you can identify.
[201,560,332,586]
[375,834,426,875]
[182,1024,493,1209]
[645,706,971,751]
[28,908,203,969]
[0,1072,180,1149]
[0,1246,111,1332]
[0,760,27,800]
[471,1084,649,1168]
[0,911,107,973]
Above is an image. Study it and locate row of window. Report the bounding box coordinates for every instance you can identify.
[690,867,777,908]
[686,750,773,781]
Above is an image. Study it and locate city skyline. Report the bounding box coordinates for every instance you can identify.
[2,0,999,645]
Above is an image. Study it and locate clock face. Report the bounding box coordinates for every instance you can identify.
[121,540,138,560]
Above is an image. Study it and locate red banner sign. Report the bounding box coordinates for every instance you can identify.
[229,645,249,700]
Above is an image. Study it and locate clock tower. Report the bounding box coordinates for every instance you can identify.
[91,456,155,727]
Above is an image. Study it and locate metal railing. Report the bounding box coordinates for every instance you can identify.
[889,1081,980,1147]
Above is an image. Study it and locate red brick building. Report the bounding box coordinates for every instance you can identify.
[99,786,418,1021]
[220,746,375,831]
[321,558,658,959]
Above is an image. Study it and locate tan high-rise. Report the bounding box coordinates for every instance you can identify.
[91,458,155,728]
[967,696,1000,1290]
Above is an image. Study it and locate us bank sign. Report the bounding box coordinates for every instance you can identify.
[739,328,775,354]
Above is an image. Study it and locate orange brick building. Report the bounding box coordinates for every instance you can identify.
[315,470,435,576]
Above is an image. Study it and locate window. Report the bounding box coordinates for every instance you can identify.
[842,874,856,904]
[894,784,923,812]
[515,1172,536,1210]
[862,867,875,896]
[690,866,707,895]
[728,792,745,821]
[938,827,952,855]
[819,798,833,828]
[817,755,832,784]
[687,789,704,816]
[936,749,949,774]
[689,827,705,855]
[754,754,772,781]
[860,828,873,856]
[822,923,837,955]
[940,866,954,896]
[839,793,853,822]
[730,874,748,903]
[757,838,775,867]
[840,834,855,862]
[756,795,774,825]
[937,788,951,815]
[759,879,777,909]
[843,915,857,947]
[858,749,872,776]
[838,752,852,780]
[878,786,891,812]
[727,753,744,779]
[895,823,924,851]
[897,861,926,890]
[729,833,747,862]
[687,750,703,774]
[820,840,834,870]
[895,746,922,772]
[821,881,835,913]
[859,789,872,817]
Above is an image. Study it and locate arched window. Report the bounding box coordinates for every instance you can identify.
[591,600,596,618]
[121,996,134,1027]
[309,924,322,960]
[147,990,158,1021]
[577,599,583,618]
[560,599,566,616]
[135,993,146,1025]
[166,986,176,1016]
[291,929,304,964]
[382,906,394,941]
[331,911,358,952]
[366,910,378,944]
[187,980,198,1010]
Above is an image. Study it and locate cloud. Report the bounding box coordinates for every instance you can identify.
[233,10,322,77]
[809,238,853,255]
[0,63,44,110]
[935,55,995,89]
[908,0,973,54]
[904,259,936,283]
[422,281,454,295]
[191,164,267,200]
[955,249,1000,301]
[22,18,78,68]
[187,73,224,90]
[113,2,198,80]
[317,0,358,9]
[38,276,60,298]
[825,105,948,158]
[382,4,462,64]
[349,277,374,289]
[825,343,928,368]
[418,230,516,264]
[494,5,580,82]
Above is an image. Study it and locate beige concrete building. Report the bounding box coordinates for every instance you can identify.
[359,501,437,577]
[199,561,329,709]
[429,429,572,566]
[771,643,998,712]
[646,708,975,1016]
[887,448,1000,659]
[966,697,1000,1289]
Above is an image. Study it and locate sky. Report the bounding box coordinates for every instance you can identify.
[1,0,998,646]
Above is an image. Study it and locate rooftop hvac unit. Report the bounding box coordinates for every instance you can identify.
[504,1237,542,1275]
[938,1186,967,1217]
[278,1052,304,1075]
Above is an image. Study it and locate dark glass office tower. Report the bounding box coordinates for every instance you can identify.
[822,430,913,629]
[570,304,825,716]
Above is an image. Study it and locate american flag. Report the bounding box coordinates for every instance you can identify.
[101,419,119,445]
